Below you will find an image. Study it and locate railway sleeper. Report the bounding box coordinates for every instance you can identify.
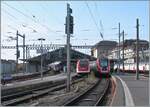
[80,98,96,102]
[2,78,83,106]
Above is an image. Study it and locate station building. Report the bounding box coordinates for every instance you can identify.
[91,40,117,58]
[108,39,149,64]
[1,59,16,75]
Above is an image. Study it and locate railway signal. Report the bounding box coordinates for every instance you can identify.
[65,7,74,34]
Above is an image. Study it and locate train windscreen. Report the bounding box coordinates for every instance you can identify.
[79,60,88,67]
[100,59,108,67]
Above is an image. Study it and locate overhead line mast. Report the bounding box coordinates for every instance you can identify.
[136,18,139,80]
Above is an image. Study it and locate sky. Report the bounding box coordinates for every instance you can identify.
[1,0,149,61]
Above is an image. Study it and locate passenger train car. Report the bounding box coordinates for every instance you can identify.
[90,58,110,78]
[76,59,90,74]
[114,62,149,73]
[47,61,63,72]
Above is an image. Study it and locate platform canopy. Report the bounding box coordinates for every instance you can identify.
[22,47,96,65]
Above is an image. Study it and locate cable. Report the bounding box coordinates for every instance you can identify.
[17,1,35,18]
[2,8,50,38]
[7,25,18,31]
[2,9,18,20]
[94,2,104,39]
[41,4,64,25]
[2,8,38,35]
[1,9,21,32]
[3,2,36,23]
[94,1,102,24]
[94,2,104,38]
[2,9,23,31]
[3,2,62,35]
[85,1,103,39]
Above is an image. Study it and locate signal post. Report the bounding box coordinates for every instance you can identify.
[65,3,74,92]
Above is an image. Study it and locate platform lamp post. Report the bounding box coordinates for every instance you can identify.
[38,38,45,80]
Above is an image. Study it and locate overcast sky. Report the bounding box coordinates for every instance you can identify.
[1,1,149,61]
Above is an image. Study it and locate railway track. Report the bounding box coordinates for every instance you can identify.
[143,74,149,78]
[1,77,83,106]
[63,78,110,106]
[1,70,51,84]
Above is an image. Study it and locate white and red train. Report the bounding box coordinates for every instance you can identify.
[76,59,90,74]
[114,62,149,73]
[76,58,111,78]
[76,58,149,78]
[90,58,110,78]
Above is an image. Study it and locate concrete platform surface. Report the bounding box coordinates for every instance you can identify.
[112,73,149,106]
[111,76,125,106]
[1,73,76,90]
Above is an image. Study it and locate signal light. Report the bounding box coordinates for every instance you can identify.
[65,15,74,34]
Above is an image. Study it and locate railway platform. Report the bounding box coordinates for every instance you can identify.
[2,73,76,88]
[1,73,76,96]
[111,73,149,106]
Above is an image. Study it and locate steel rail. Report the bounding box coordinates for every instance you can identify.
[1,78,83,106]
[2,75,79,99]
[63,79,110,106]
[95,79,110,106]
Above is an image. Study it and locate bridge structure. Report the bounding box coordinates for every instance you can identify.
[1,44,94,59]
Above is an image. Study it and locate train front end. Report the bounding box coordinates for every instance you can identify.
[96,58,110,78]
[76,59,90,74]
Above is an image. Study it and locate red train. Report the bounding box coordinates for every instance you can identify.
[76,59,90,74]
[90,58,111,78]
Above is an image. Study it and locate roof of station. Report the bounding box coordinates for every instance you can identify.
[23,47,96,64]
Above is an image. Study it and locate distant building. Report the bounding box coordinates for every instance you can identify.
[91,40,117,58]
[1,59,16,75]
[108,39,149,63]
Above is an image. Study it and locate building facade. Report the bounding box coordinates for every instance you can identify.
[1,59,16,75]
[91,40,117,58]
[108,39,149,63]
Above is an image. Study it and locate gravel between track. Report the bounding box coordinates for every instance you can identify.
[21,74,98,106]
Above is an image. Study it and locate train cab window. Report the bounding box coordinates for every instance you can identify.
[100,59,108,67]
[79,60,88,67]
